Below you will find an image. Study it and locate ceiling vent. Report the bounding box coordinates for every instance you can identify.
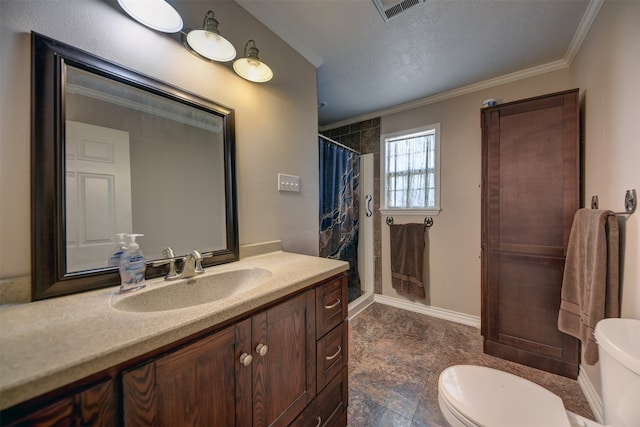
[372,0,424,22]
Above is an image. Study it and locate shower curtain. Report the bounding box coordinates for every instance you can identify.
[319,137,361,302]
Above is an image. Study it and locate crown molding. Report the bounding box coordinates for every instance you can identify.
[319,59,569,130]
[564,0,604,65]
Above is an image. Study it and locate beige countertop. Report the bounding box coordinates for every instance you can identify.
[0,250,348,410]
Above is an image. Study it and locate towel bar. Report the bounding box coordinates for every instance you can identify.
[386,216,434,227]
[590,189,637,216]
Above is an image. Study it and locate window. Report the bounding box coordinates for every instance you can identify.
[381,123,441,214]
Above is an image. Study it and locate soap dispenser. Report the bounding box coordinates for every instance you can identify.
[119,233,146,293]
[108,233,128,267]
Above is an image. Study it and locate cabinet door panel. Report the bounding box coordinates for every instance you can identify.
[253,290,316,427]
[5,379,116,427]
[123,321,250,427]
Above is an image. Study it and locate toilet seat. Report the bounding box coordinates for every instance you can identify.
[438,365,574,427]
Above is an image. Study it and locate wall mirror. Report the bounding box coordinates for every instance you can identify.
[32,32,238,300]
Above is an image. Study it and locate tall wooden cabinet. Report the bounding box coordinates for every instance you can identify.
[481,89,580,379]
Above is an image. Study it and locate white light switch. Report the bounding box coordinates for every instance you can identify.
[278,173,300,192]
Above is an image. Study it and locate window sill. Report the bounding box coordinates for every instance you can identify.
[379,208,441,216]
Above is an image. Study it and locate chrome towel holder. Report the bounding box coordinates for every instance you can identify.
[386,216,434,227]
[590,189,637,216]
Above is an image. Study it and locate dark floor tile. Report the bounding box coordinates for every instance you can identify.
[348,389,413,427]
[348,303,595,425]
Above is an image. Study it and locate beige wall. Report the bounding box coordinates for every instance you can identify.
[568,0,640,407]
[570,0,639,320]
[380,69,571,316]
[0,0,319,282]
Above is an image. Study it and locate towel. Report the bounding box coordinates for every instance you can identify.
[389,223,428,300]
[558,208,619,365]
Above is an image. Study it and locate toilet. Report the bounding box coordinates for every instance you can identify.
[438,318,640,427]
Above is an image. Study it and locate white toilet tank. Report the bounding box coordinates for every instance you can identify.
[594,318,640,426]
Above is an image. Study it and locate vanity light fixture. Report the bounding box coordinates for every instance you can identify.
[117,0,183,33]
[233,40,273,83]
[183,10,236,62]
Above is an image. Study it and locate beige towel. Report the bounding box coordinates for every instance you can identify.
[390,223,428,300]
[558,208,619,365]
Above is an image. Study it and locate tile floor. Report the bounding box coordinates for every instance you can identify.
[347,303,594,426]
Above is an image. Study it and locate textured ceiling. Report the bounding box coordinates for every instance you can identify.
[237,0,593,127]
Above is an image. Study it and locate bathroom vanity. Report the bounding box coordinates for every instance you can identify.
[0,250,349,426]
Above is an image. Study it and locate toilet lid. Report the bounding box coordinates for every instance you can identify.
[438,365,571,427]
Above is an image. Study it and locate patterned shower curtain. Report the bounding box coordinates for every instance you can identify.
[319,137,361,302]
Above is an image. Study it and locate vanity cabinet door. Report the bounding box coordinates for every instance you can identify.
[252,290,316,427]
[4,378,117,427]
[122,319,252,427]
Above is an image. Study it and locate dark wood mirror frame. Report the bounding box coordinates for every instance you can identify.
[31,32,239,301]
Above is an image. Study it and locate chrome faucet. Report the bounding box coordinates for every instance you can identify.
[152,248,213,280]
[180,250,204,279]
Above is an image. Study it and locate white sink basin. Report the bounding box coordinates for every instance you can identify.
[112,267,272,312]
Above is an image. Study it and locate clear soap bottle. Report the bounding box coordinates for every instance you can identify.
[108,233,128,267]
[118,233,146,293]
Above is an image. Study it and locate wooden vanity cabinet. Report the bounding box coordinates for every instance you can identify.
[122,273,348,427]
[293,274,348,426]
[123,290,316,427]
[2,272,348,427]
[4,377,117,427]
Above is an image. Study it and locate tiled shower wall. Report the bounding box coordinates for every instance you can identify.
[321,119,382,294]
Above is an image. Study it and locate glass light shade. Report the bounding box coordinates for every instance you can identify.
[186,30,236,62]
[233,58,273,83]
[117,0,183,33]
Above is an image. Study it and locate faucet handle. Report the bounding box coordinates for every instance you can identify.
[152,247,180,280]
[162,247,175,258]
[189,250,206,274]
[196,251,213,274]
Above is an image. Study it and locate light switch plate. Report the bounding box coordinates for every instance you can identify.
[278,173,300,192]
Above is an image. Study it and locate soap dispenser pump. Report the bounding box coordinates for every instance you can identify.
[108,233,129,267]
[119,233,146,293]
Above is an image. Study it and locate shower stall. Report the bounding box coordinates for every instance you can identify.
[319,135,374,308]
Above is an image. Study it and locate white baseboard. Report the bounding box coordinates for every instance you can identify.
[348,292,375,320]
[374,294,481,328]
[578,367,604,423]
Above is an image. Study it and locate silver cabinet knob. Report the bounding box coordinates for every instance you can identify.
[239,352,253,366]
[256,343,268,356]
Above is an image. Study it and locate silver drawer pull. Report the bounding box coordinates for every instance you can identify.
[315,416,322,427]
[324,298,341,310]
[325,345,342,361]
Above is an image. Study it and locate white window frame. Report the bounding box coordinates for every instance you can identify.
[379,123,441,216]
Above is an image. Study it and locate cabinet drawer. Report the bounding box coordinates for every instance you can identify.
[316,275,347,337]
[291,367,347,427]
[317,321,348,392]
